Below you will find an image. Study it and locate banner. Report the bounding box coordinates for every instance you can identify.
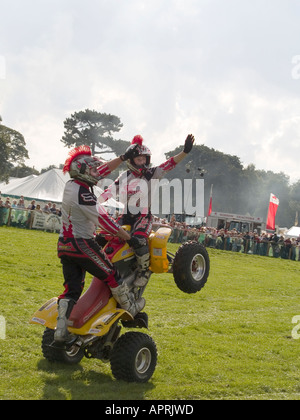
[32,212,62,232]
[207,184,213,217]
[266,193,279,231]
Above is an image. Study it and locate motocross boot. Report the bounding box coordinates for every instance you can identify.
[134,252,151,287]
[111,282,145,317]
[54,299,74,343]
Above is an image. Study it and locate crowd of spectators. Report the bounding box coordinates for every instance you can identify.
[153,215,300,262]
[0,193,62,215]
[0,192,62,228]
[1,193,300,261]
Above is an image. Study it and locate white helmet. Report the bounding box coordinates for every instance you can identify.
[63,145,103,186]
[126,135,151,175]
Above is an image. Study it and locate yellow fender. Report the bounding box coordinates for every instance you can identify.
[108,225,172,273]
[30,297,133,337]
[149,227,172,273]
[111,243,135,264]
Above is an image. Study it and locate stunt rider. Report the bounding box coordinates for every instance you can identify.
[100,134,195,287]
[55,145,144,343]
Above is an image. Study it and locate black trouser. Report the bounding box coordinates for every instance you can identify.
[119,213,153,251]
[57,237,118,302]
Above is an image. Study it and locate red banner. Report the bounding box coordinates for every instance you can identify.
[266,193,279,231]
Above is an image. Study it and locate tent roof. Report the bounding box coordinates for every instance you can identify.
[0,169,123,208]
[285,226,300,238]
[0,174,37,193]
[1,169,68,203]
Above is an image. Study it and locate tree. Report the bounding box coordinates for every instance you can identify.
[164,143,299,227]
[61,109,129,156]
[0,116,29,182]
[289,180,300,225]
[9,165,39,178]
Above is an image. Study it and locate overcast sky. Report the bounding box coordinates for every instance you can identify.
[1,0,300,182]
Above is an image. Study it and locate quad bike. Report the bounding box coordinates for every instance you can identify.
[30,224,210,383]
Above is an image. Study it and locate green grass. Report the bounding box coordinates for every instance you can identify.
[1,226,300,400]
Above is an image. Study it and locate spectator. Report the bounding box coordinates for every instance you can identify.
[0,200,5,225]
[50,203,57,214]
[17,196,25,208]
[35,204,43,213]
[170,214,176,227]
[42,204,50,213]
[27,200,36,210]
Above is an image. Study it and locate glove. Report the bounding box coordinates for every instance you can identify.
[120,144,139,161]
[183,134,195,154]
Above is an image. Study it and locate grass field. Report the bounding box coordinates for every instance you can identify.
[1,226,300,400]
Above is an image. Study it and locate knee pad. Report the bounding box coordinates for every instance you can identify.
[128,235,147,250]
[135,245,150,257]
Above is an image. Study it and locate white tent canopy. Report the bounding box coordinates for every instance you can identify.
[0,174,37,193]
[285,226,300,238]
[0,169,123,209]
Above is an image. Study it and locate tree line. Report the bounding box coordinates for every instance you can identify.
[1,110,299,228]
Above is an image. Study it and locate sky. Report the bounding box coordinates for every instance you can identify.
[1,0,300,182]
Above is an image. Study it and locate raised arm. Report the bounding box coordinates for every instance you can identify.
[172,134,195,164]
[97,144,140,177]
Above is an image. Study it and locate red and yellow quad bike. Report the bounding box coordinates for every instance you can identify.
[30,277,157,383]
[30,225,209,383]
[101,224,210,294]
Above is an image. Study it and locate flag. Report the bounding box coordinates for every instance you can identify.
[266,193,279,231]
[207,184,213,217]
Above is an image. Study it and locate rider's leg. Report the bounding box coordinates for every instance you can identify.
[134,243,151,287]
[55,259,84,342]
[73,238,146,315]
[128,234,151,287]
[74,239,145,317]
[55,298,76,342]
[109,278,145,316]
[127,214,153,287]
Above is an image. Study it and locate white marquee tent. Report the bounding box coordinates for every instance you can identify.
[285,226,300,238]
[0,169,123,209]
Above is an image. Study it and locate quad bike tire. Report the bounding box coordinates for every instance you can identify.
[172,241,210,294]
[110,331,157,383]
[41,327,84,365]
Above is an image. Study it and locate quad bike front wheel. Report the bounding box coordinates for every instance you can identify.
[172,241,210,294]
[110,331,157,383]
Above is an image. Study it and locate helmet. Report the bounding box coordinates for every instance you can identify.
[63,145,104,186]
[127,135,151,175]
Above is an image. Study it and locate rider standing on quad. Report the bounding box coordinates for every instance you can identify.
[100,134,195,287]
[55,145,144,342]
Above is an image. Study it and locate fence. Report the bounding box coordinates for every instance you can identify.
[2,208,300,261]
[168,229,300,262]
[0,207,61,232]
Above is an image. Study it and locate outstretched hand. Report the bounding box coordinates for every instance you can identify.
[183,134,195,154]
[120,144,139,161]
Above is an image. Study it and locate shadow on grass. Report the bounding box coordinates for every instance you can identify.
[37,359,155,400]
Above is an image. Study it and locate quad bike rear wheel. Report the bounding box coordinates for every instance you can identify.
[110,331,157,383]
[41,327,84,365]
[172,241,210,293]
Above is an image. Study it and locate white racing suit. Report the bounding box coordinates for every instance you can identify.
[100,157,178,286]
[57,179,121,302]
[55,177,144,342]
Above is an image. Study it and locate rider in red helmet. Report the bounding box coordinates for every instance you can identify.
[100,134,195,288]
[55,144,143,342]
